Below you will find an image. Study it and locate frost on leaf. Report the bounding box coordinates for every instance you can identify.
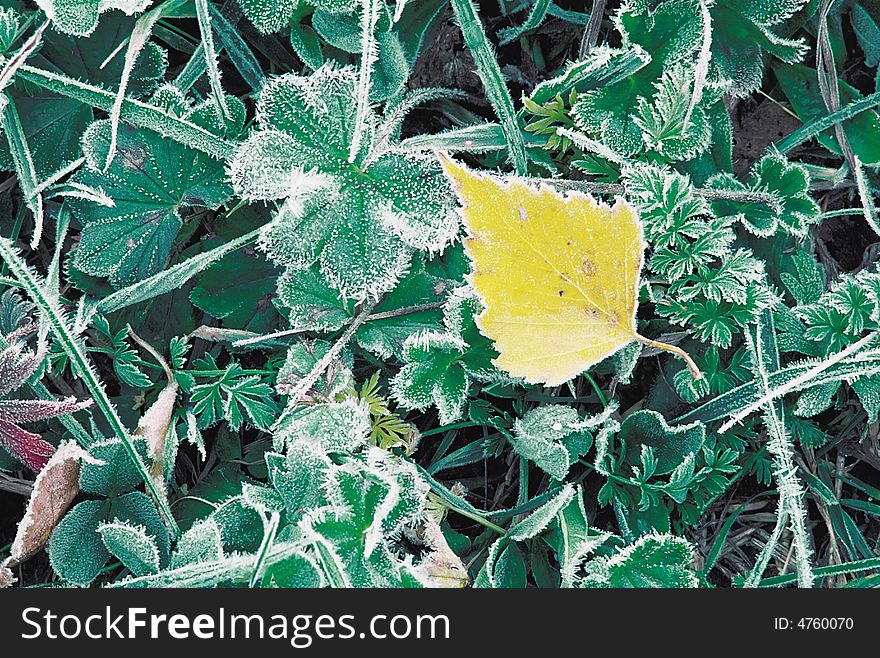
[509,406,607,481]
[441,156,663,385]
[580,532,699,588]
[37,0,151,36]
[1,12,167,180]
[48,490,169,586]
[624,163,771,349]
[190,354,278,430]
[170,519,224,568]
[8,441,100,566]
[572,1,707,156]
[709,0,810,97]
[707,151,820,237]
[69,120,232,287]
[276,339,354,404]
[97,521,161,577]
[301,450,430,587]
[275,255,449,361]
[633,64,712,161]
[391,288,499,425]
[0,339,93,472]
[274,399,371,454]
[232,65,457,301]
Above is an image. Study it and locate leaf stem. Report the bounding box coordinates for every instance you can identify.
[533,178,783,213]
[447,505,508,535]
[232,301,445,348]
[278,300,377,410]
[634,333,703,380]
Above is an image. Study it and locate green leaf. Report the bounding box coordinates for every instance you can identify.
[231,65,457,300]
[354,257,447,359]
[707,151,820,237]
[851,4,880,70]
[48,499,111,587]
[391,290,498,424]
[97,521,161,576]
[190,354,278,430]
[572,1,705,155]
[276,339,353,404]
[80,436,151,496]
[710,0,810,97]
[268,446,328,517]
[190,248,278,329]
[48,491,169,586]
[581,533,699,588]
[237,0,300,34]
[493,544,528,588]
[69,120,231,287]
[774,63,880,166]
[274,400,370,454]
[509,407,595,481]
[303,455,428,587]
[620,410,705,476]
[2,13,166,179]
[171,519,224,568]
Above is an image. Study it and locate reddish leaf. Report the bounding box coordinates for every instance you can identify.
[0,418,55,471]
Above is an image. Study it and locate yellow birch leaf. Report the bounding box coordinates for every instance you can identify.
[439,153,701,386]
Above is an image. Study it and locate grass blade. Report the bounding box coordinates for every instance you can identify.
[449,0,528,174]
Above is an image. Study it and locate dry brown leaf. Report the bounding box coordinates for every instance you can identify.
[0,565,13,588]
[7,441,101,566]
[415,518,469,588]
[134,380,178,463]
[128,326,179,487]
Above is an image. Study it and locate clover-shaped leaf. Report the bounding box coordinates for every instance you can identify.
[231,65,457,301]
[707,151,820,237]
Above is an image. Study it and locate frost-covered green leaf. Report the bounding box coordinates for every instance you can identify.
[190,354,278,430]
[48,491,168,586]
[633,63,711,161]
[69,120,232,287]
[38,0,151,37]
[274,399,370,454]
[620,410,705,476]
[707,151,820,237]
[231,65,457,300]
[710,0,811,97]
[392,289,498,424]
[301,450,430,587]
[97,521,161,576]
[170,519,224,568]
[624,162,770,348]
[572,1,707,155]
[80,436,151,496]
[477,487,576,587]
[1,12,167,180]
[276,339,354,403]
[580,533,699,588]
[268,443,331,516]
[509,406,600,481]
